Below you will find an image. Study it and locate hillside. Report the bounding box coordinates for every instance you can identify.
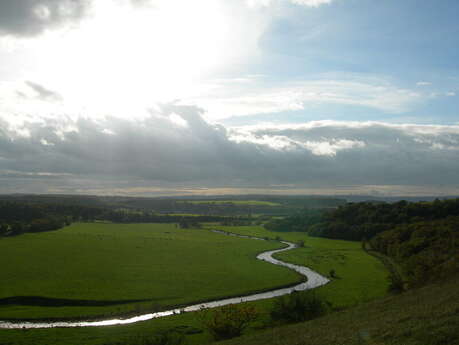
[215,275,459,345]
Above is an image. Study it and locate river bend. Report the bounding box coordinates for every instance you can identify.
[0,230,329,329]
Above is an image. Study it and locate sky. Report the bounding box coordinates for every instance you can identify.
[0,0,458,196]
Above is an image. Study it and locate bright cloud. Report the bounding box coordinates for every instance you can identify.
[290,0,334,7]
[247,0,334,8]
[229,130,365,156]
[416,81,432,86]
[191,77,423,120]
[0,0,270,120]
[300,139,365,156]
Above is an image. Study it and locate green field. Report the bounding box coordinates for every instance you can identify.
[0,223,392,345]
[209,225,389,308]
[0,221,454,345]
[181,200,281,206]
[0,223,301,319]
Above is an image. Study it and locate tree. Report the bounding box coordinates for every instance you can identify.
[200,304,259,340]
[270,291,326,323]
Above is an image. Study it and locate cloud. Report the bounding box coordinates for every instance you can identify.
[247,0,334,8]
[416,81,432,86]
[0,0,90,37]
[194,77,423,119]
[290,0,333,7]
[1,104,459,195]
[23,81,63,102]
[247,0,274,7]
[446,91,456,97]
[230,131,365,156]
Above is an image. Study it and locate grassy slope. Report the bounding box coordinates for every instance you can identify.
[0,223,300,319]
[210,226,389,308]
[217,276,459,345]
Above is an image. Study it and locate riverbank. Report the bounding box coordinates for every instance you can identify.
[0,230,328,328]
[0,224,391,345]
[0,223,301,320]
[212,225,390,308]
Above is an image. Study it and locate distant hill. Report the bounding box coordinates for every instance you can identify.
[0,194,346,216]
[340,194,459,203]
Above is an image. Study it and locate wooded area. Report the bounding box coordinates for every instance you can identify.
[265,198,459,288]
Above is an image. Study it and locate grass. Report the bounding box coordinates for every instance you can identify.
[1,276,456,345]
[0,223,396,345]
[0,223,301,320]
[0,311,209,345]
[180,200,281,206]
[216,275,459,345]
[209,226,389,308]
[276,239,388,308]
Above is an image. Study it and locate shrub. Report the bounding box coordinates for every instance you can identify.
[387,272,405,294]
[200,304,259,340]
[270,291,326,323]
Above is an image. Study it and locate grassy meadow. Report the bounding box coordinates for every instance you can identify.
[180,200,281,206]
[0,223,393,345]
[0,223,301,320]
[3,277,456,345]
[209,225,389,308]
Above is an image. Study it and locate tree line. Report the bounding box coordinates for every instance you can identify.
[369,216,458,287]
[0,201,242,236]
[0,201,101,235]
[264,198,459,288]
[265,198,459,240]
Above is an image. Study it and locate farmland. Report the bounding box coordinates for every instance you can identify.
[0,223,301,320]
[179,200,281,206]
[0,221,392,345]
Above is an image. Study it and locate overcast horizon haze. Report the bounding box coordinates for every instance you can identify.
[0,0,458,197]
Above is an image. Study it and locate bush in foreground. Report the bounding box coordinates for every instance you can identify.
[270,291,327,323]
[200,304,259,340]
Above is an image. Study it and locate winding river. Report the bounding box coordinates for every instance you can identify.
[0,230,329,329]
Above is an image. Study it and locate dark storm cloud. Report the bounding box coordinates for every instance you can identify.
[0,104,458,194]
[239,122,459,186]
[0,0,90,37]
